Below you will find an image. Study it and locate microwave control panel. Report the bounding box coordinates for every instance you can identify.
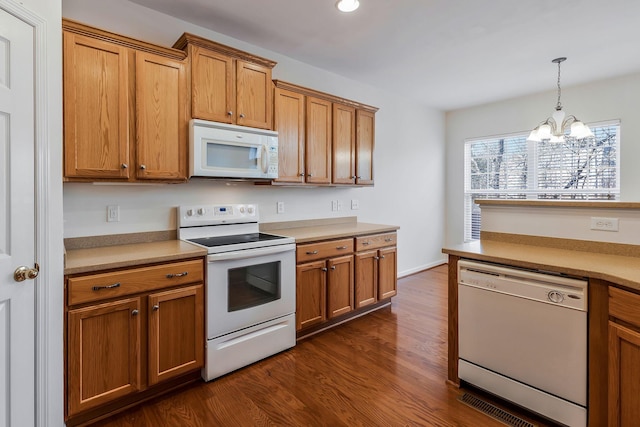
[267,144,278,175]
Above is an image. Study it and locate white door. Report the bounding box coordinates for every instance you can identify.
[0,9,36,427]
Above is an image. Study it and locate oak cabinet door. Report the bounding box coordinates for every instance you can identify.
[327,255,354,319]
[67,298,141,415]
[332,103,356,184]
[148,284,204,386]
[63,32,130,179]
[378,247,397,300]
[355,250,378,309]
[356,109,375,185]
[190,45,235,124]
[306,96,332,184]
[296,261,327,330]
[274,88,305,183]
[609,322,640,427]
[135,52,188,180]
[236,60,273,129]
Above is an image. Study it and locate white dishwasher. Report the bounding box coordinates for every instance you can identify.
[458,260,588,427]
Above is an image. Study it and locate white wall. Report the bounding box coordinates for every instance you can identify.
[445,72,640,246]
[61,0,447,275]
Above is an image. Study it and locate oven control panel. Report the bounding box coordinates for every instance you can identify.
[178,204,258,227]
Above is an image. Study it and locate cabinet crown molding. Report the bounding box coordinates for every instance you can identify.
[173,32,277,69]
[274,80,379,113]
[62,18,186,60]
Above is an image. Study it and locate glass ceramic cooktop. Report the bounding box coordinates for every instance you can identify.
[187,233,286,248]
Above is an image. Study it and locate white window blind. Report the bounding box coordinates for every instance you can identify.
[464,121,620,242]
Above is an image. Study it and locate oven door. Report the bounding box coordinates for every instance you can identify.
[206,243,295,339]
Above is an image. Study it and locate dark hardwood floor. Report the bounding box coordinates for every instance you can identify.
[92,265,554,427]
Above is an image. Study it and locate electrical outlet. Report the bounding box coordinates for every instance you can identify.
[590,217,619,231]
[107,205,120,222]
[331,200,338,211]
[351,199,359,210]
[337,201,344,211]
[277,201,285,214]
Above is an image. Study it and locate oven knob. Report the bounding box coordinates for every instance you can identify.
[239,206,245,214]
[548,290,564,304]
[247,206,255,214]
[186,209,194,217]
[197,208,205,216]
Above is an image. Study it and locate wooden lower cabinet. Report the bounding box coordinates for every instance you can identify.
[296,232,397,335]
[67,298,141,415]
[327,255,354,318]
[608,286,640,426]
[608,322,640,426]
[65,259,205,424]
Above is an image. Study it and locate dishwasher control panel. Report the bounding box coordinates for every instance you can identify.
[458,260,588,311]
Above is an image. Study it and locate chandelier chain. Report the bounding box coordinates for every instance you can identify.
[556,60,562,111]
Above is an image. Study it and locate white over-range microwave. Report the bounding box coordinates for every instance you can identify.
[189,119,279,179]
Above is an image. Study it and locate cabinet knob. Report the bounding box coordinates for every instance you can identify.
[139,164,146,170]
[357,176,362,179]
[299,172,305,177]
[352,176,357,179]
[307,173,313,177]
[330,266,336,270]
[380,255,386,259]
[131,309,139,316]
[321,267,328,272]
[239,113,245,118]
[227,111,233,116]
[152,305,159,311]
[121,163,128,169]
[375,256,380,260]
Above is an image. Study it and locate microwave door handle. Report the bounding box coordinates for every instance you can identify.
[207,243,296,262]
[260,144,269,173]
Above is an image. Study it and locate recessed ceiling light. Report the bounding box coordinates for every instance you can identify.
[336,0,360,13]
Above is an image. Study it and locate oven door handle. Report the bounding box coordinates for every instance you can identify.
[207,243,296,262]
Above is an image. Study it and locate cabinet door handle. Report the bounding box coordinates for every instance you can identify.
[362,241,371,246]
[307,173,313,177]
[92,282,121,291]
[166,271,188,278]
[321,267,328,272]
[121,163,128,169]
[375,256,380,260]
[385,238,393,242]
[139,164,146,170]
[131,309,139,316]
[227,111,233,116]
[299,172,305,177]
[330,266,336,270]
[357,176,362,179]
[336,246,348,250]
[239,113,245,118]
[380,255,386,259]
[152,305,159,311]
[306,250,319,255]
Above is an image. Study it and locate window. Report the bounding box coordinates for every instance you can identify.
[464,121,620,241]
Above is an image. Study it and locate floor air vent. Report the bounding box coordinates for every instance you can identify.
[457,393,536,427]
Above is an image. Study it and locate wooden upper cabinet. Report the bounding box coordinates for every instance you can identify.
[63,32,130,179]
[356,109,375,185]
[332,103,356,184]
[62,20,188,182]
[236,60,272,129]
[135,52,188,180]
[274,88,305,183]
[190,45,235,124]
[174,33,276,130]
[306,96,332,184]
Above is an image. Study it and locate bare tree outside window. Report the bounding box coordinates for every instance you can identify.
[464,122,620,241]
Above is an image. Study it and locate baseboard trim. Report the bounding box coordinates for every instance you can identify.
[398,259,447,278]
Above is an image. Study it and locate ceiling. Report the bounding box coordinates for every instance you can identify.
[130,0,640,110]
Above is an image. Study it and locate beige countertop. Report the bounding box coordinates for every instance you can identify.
[262,217,399,243]
[65,240,207,275]
[443,238,640,292]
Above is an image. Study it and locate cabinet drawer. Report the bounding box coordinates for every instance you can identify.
[610,286,640,328]
[355,232,396,251]
[297,238,353,263]
[68,259,204,305]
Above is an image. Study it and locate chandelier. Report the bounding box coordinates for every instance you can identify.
[527,57,593,143]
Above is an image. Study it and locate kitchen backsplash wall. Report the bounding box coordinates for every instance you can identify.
[61,0,447,276]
